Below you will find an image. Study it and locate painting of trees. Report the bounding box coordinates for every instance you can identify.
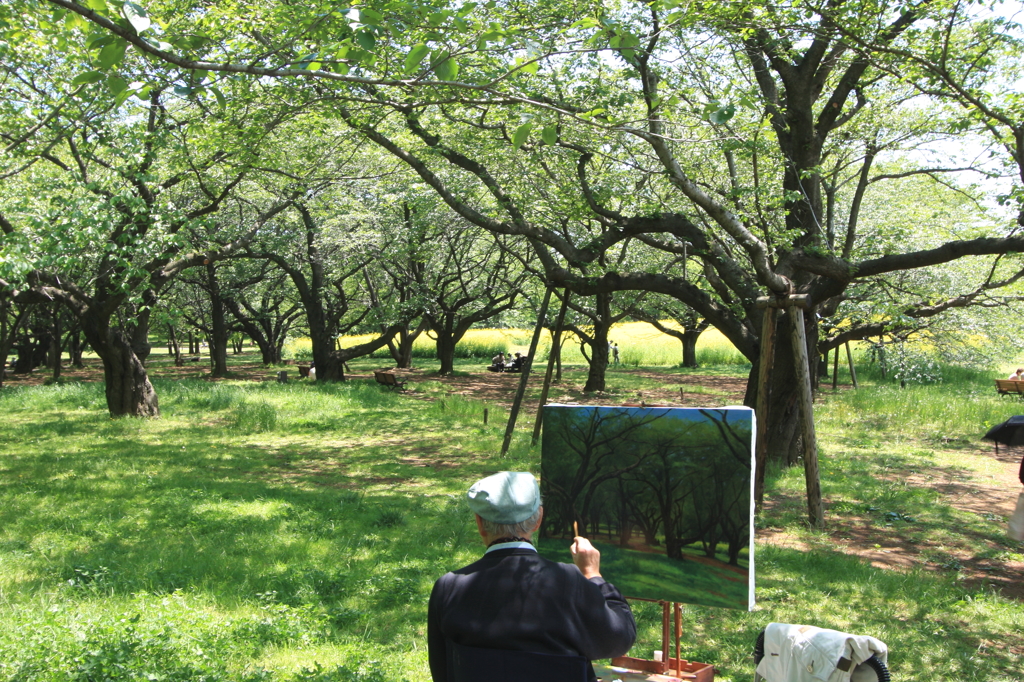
[539,405,754,609]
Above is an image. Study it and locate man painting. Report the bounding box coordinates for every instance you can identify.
[427,472,636,682]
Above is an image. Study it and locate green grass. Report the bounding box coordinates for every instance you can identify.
[537,539,749,610]
[0,364,1022,681]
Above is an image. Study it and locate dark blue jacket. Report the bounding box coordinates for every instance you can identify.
[427,547,636,681]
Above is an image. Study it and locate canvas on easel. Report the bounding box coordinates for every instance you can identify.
[537,405,755,611]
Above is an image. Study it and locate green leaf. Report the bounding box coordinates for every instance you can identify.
[85,0,108,12]
[512,122,532,149]
[97,38,127,69]
[541,125,557,145]
[307,61,322,71]
[87,34,116,49]
[211,86,227,109]
[404,43,429,74]
[71,71,104,86]
[359,7,383,24]
[106,74,128,95]
[433,51,459,80]
[122,2,151,33]
[356,30,376,51]
[519,59,539,75]
[709,104,736,124]
[173,85,193,97]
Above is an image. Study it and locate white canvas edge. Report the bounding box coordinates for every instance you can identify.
[747,409,757,611]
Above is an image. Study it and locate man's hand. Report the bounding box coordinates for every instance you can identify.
[570,536,602,579]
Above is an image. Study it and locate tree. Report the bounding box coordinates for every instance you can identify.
[23,0,1024,459]
[0,8,302,414]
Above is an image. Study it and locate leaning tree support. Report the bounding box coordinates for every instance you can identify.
[500,288,553,456]
[755,289,824,528]
[532,289,572,445]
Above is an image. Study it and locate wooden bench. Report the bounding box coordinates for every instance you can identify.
[995,379,1024,397]
[374,371,407,391]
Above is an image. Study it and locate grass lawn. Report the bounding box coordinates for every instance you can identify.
[0,354,1021,681]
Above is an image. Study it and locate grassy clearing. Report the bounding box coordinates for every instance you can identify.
[320,321,750,367]
[0,366,1021,681]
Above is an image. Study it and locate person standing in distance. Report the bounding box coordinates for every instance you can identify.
[427,471,636,682]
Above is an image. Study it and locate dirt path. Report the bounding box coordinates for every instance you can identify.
[760,442,1024,599]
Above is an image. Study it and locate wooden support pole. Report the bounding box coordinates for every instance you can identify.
[501,288,553,456]
[789,307,824,528]
[832,343,840,390]
[845,341,858,388]
[674,602,682,675]
[755,294,811,310]
[532,289,571,445]
[754,307,776,510]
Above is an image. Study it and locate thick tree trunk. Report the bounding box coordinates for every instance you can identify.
[434,319,460,375]
[582,293,612,392]
[681,329,701,368]
[748,309,819,466]
[82,320,159,417]
[309,308,344,381]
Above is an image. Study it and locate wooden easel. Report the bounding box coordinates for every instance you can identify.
[611,598,715,681]
[754,291,824,528]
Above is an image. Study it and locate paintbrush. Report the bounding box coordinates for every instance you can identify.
[573,521,578,537]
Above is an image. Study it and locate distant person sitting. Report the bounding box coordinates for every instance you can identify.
[488,352,506,372]
[1009,368,1024,381]
[509,352,526,371]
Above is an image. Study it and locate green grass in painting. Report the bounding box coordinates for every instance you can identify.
[0,364,1022,681]
[536,539,748,610]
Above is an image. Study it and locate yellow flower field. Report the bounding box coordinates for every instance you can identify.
[288,321,748,366]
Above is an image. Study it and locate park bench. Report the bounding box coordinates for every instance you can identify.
[374,371,407,391]
[994,379,1024,398]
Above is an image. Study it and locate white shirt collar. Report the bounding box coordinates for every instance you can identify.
[485,541,537,554]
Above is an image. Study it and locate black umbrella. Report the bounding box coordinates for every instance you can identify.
[983,415,1024,452]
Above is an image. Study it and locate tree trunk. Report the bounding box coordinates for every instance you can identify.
[49,306,61,382]
[206,263,229,377]
[435,320,459,375]
[387,322,425,368]
[167,325,183,366]
[309,309,344,382]
[582,293,612,392]
[68,330,84,368]
[82,320,159,417]
[0,303,30,389]
[749,308,819,466]
[681,329,701,368]
[14,335,35,373]
[222,299,283,365]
